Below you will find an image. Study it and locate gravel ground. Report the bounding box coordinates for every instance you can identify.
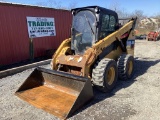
[0,40,160,120]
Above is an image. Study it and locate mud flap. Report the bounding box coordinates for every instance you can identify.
[15,67,93,119]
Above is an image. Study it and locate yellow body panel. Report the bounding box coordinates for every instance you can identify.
[51,38,71,69]
[52,20,135,77]
[105,46,123,60]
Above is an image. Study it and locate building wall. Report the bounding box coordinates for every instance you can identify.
[0,3,72,66]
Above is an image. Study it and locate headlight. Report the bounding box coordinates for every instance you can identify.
[95,7,100,13]
[72,10,75,15]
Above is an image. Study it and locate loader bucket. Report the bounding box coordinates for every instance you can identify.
[15,67,93,119]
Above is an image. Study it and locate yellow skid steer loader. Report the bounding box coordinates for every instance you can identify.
[15,6,137,119]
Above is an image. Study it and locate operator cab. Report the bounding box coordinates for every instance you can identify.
[71,6,118,54]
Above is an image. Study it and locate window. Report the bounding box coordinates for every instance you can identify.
[109,15,116,31]
[100,14,116,39]
[72,10,96,54]
[101,14,109,31]
[101,14,116,31]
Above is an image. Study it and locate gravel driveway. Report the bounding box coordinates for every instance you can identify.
[0,40,160,120]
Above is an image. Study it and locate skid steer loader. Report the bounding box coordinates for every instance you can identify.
[15,6,137,119]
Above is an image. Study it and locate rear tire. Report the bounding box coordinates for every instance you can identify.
[117,54,134,80]
[92,58,118,92]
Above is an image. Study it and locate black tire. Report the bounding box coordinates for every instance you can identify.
[92,58,118,92]
[117,54,134,80]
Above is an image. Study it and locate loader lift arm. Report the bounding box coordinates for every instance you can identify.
[93,18,137,57]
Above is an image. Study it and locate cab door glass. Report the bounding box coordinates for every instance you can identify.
[109,15,116,31]
[100,14,116,39]
[101,14,109,31]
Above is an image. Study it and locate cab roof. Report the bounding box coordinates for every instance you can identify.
[71,6,117,17]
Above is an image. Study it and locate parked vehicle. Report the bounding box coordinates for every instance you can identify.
[148,31,159,41]
[135,34,147,40]
[139,34,147,39]
[136,34,147,40]
[135,35,140,39]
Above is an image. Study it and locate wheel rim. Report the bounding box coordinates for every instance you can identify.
[106,67,115,85]
[128,61,133,75]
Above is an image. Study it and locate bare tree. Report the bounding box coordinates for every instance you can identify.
[67,2,77,10]
[108,0,130,18]
[130,10,146,29]
[36,2,47,6]
[117,8,130,18]
[152,13,160,31]
[51,0,63,9]
[108,0,120,12]
[35,0,77,10]
[131,10,145,20]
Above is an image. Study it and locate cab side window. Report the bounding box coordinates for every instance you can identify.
[101,14,110,31]
[109,15,116,31]
[100,14,116,39]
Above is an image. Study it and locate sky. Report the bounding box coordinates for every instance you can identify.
[1,0,160,16]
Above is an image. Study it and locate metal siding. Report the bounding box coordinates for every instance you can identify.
[0,3,72,66]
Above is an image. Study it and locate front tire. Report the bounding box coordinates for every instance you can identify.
[92,58,118,92]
